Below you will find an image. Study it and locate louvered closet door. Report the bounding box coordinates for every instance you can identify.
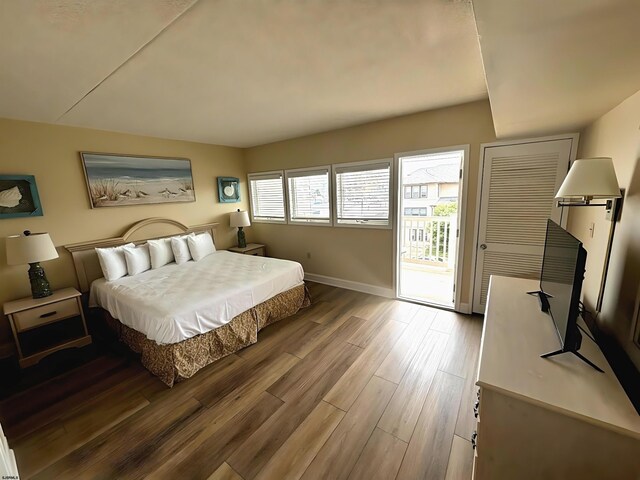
[472,139,573,313]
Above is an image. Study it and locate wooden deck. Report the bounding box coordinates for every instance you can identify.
[0,282,483,479]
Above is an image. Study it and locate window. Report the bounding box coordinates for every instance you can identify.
[411,186,420,199]
[286,166,331,224]
[404,186,412,199]
[248,171,286,223]
[419,208,427,216]
[404,208,411,215]
[333,159,392,228]
[420,185,428,198]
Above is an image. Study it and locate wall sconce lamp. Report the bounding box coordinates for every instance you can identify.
[555,157,623,313]
[555,157,622,219]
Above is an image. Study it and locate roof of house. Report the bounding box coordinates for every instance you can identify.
[404,161,460,184]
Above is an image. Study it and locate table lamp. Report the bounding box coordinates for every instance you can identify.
[230,209,250,248]
[6,230,59,298]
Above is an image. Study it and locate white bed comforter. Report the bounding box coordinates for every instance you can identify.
[90,250,304,345]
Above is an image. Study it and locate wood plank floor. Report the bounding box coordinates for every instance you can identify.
[0,283,483,480]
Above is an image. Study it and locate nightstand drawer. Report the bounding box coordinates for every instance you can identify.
[13,298,80,332]
[247,247,265,256]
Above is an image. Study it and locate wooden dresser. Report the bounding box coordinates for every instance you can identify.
[474,276,640,480]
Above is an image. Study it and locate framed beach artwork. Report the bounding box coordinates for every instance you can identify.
[80,152,196,208]
[0,175,43,219]
[217,177,240,203]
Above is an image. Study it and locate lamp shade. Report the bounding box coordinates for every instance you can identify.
[230,210,251,228]
[555,158,621,199]
[6,232,58,265]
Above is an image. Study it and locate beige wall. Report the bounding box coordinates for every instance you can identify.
[244,100,496,305]
[567,89,640,368]
[0,118,246,350]
[440,183,459,198]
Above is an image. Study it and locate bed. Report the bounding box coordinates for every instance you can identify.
[65,218,310,386]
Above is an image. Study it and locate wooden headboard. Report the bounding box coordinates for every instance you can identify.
[64,217,218,292]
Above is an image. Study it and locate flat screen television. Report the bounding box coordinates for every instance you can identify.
[531,219,602,371]
[540,219,586,349]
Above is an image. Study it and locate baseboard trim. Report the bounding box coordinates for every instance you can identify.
[304,273,473,314]
[304,273,395,299]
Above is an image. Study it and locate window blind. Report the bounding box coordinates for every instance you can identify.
[335,161,391,226]
[287,168,331,224]
[248,172,286,222]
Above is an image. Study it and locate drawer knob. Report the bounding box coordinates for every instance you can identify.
[39,311,58,318]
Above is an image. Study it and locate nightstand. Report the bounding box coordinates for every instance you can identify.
[3,288,92,368]
[228,243,266,257]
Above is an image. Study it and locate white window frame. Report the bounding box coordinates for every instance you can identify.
[284,165,333,226]
[247,170,287,224]
[331,158,393,230]
[393,144,470,313]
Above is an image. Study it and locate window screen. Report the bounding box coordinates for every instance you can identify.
[286,168,331,224]
[248,172,286,223]
[334,161,391,227]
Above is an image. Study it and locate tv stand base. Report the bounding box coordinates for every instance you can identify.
[527,290,551,312]
[541,348,604,373]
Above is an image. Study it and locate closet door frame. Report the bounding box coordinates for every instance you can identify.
[469,133,579,314]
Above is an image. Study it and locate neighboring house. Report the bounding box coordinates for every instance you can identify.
[402,161,460,217]
[402,159,460,264]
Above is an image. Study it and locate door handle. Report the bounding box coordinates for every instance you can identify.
[480,244,487,250]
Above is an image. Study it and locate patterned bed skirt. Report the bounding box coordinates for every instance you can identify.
[103,283,311,387]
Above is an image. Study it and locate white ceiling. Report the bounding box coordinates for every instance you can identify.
[0,0,197,123]
[473,0,640,139]
[3,1,639,147]
[0,0,487,147]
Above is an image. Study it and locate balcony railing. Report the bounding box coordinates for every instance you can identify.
[401,215,457,267]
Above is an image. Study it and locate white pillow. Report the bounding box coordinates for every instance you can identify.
[187,232,216,261]
[170,233,195,265]
[123,243,152,276]
[148,237,175,269]
[95,243,135,281]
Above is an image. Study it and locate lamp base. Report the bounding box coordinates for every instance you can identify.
[237,227,247,248]
[28,262,52,299]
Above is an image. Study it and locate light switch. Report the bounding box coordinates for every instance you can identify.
[589,222,595,238]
